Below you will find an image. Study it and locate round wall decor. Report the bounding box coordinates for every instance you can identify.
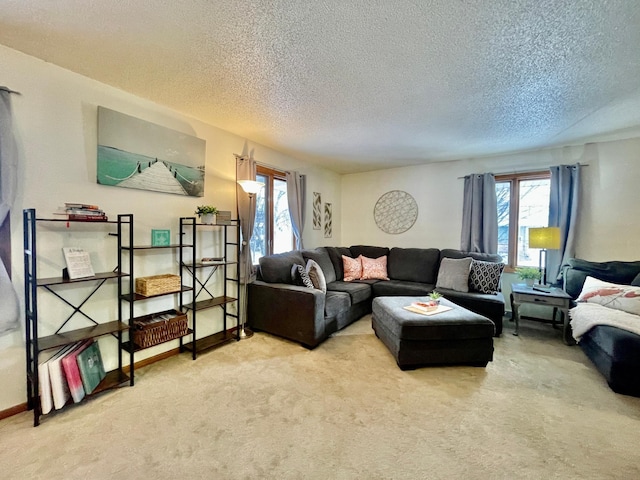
[373,190,418,234]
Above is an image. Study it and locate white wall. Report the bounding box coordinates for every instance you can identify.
[342,140,640,262]
[0,44,341,412]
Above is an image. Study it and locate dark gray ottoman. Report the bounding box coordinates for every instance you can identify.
[372,296,495,369]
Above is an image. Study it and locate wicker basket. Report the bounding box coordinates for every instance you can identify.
[132,309,189,349]
[135,274,181,296]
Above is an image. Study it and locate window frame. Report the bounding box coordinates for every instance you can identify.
[495,170,550,270]
[254,165,294,257]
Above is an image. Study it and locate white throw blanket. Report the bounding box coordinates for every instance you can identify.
[569,303,640,341]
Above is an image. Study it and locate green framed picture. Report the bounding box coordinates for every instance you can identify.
[151,229,171,246]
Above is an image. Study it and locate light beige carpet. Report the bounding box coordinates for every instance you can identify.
[1,316,639,480]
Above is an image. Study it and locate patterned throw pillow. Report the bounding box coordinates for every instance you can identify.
[360,255,389,280]
[342,255,362,282]
[469,260,504,294]
[291,264,314,289]
[577,276,640,316]
[435,257,472,292]
[306,259,327,293]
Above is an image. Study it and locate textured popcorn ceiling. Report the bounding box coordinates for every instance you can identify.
[1,1,640,173]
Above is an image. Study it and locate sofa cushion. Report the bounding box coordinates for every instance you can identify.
[439,249,502,264]
[565,258,640,299]
[259,250,305,284]
[387,248,440,284]
[325,291,351,318]
[360,255,389,280]
[326,280,372,304]
[301,248,336,284]
[372,280,433,297]
[343,255,362,281]
[469,259,504,294]
[435,288,505,335]
[325,247,353,281]
[350,245,390,259]
[436,257,472,292]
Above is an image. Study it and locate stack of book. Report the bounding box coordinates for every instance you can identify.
[56,203,108,221]
[38,340,106,414]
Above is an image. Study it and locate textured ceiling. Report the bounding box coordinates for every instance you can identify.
[1,0,640,173]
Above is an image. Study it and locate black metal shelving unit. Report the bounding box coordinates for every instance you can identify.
[117,220,194,355]
[24,209,132,427]
[179,217,240,359]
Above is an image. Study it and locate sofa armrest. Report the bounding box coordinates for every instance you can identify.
[247,280,327,348]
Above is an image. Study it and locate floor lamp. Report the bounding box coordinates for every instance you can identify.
[528,227,561,286]
[237,179,264,340]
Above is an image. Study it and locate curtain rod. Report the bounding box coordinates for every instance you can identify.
[235,154,294,175]
[0,86,21,95]
[457,163,589,179]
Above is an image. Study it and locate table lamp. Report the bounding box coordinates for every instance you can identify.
[528,227,561,286]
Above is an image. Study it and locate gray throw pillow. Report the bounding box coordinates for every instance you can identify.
[632,273,640,287]
[436,257,472,292]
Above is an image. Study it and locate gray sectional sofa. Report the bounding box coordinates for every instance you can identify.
[248,245,505,348]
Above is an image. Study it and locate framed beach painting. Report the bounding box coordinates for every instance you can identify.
[97,107,206,197]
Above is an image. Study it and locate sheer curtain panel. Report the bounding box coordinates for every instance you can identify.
[286,171,305,250]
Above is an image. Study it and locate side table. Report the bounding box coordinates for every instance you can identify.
[510,283,574,345]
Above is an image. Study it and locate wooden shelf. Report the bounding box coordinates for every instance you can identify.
[183,296,237,311]
[181,330,236,354]
[35,321,130,352]
[121,244,193,250]
[37,271,129,287]
[122,328,193,353]
[120,285,193,302]
[91,370,131,395]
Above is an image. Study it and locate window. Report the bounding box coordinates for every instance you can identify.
[496,171,550,268]
[250,165,294,264]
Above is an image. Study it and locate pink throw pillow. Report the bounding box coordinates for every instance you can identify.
[360,255,389,280]
[342,255,362,282]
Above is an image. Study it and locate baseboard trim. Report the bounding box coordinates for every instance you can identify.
[0,346,183,422]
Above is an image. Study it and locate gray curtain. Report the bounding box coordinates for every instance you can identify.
[286,171,305,250]
[460,173,498,254]
[235,155,258,284]
[547,163,581,285]
[0,90,19,334]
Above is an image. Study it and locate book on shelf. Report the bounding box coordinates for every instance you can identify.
[55,203,108,221]
[62,247,95,279]
[64,203,101,210]
[77,341,106,395]
[48,342,79,410]
[38,348,66,415]
[61,339,92,403]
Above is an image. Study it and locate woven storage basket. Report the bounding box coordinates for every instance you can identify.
[135,274,181,296]
[132,310,189,349]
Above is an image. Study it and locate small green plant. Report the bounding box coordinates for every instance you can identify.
[194,205,218,216]
[515,266,541,280]
[429,291,442,300]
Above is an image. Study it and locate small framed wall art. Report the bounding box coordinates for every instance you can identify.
[151,229,171,246]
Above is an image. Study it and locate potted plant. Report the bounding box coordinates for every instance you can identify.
[195,205,218,224]
[429,291,442,304]
[515,266,541,287]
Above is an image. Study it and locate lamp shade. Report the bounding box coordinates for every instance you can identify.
[528,227,561,250]
[237,180,264,195]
